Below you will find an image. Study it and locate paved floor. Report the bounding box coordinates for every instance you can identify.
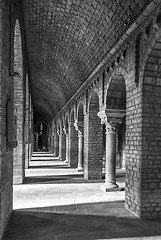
[3,153,161,240]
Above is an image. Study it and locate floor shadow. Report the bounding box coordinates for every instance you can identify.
[30,159,60,161]
[24,171,125,185]
[3,201,161,240]
[28,164,69,169]
[24,175,85,184]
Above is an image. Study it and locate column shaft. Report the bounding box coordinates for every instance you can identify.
[76,133,83,171]
[105,130,118,189]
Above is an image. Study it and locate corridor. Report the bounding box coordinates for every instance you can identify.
[3,153,161,240]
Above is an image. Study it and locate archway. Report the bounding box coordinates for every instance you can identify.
[76,102,84,171]
[34,122,48,151]
[98,72,126,191]
[37,123,48,151]
[127,27,161,218]
[68,110,78,167]
[106,74,126,169]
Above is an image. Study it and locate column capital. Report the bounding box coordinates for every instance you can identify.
[52,129,56,136]
[57,128,60,136]
[74,119,83,134]
[63,125,68,135]
[97,109,126,133]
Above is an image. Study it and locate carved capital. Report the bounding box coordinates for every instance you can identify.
[63,125,68,135]
[52,129,56,136]
[57,128,60,136]
[97,109,126,133]
[74,119,83,134]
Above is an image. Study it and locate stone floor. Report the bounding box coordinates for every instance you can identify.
[3,153,161,240]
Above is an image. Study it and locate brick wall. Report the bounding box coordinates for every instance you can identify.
[125,37,143,217]
[139,37,161,218]
[84,91,103,180]
[0,0,14,238]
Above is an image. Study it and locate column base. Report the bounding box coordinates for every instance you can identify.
[101,182,123,192]
[64,159,68,163]
[76,166,83,172]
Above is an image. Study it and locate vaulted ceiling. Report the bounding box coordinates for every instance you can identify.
[22,0,150,123]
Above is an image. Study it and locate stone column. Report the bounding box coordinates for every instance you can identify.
[57,128,61,160]
[98,109,125,191]
[53,129,59,157]
[63,125,69,163]
[68,119,78,168]
[74,120,83,172]
[35,133,38,151]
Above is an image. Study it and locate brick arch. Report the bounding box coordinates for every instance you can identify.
[56,118,62,133]
[105,67,127,170]
[77,100,85,121]
[64,111,70,124]
[14,19,23,74]
[105,68,127,110]
[135,24,161,218]
[64,113,69,135]
[35,119,48,133]
[140,27,161,84]
[69,104,77,122]
[69,109,75,122]
[87,89,100,114]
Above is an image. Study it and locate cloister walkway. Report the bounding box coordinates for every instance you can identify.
[3,153,161,240]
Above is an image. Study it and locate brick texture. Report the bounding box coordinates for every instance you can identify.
[140,38,161,218]
[84,92,103,180]
[21,0,151,121]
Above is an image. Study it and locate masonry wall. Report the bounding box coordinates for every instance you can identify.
[0,0,14,238]
[0,0,30,236]
[84,92,103,180]
[139,37,161,218]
